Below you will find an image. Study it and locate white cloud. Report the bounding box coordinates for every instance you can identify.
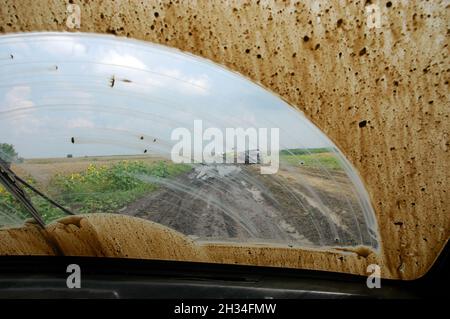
[67,117,95,129]
[96,50,154,92]
[156,68,211,95]
[39,36,87,57]
[1,86,41,134]
[3,86,34,111]
[92,49,210,96]
[100,51,147,70]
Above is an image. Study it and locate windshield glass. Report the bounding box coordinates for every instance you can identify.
[0,32,379,250]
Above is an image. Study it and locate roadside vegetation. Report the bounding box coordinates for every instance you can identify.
[0,144,343,227]
[0,159,192,225]
[280,148,342,170]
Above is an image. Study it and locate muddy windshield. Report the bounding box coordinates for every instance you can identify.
[0,33,379,250]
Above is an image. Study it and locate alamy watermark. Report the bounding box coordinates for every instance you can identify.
[66,4,81,29]
[170,120,280,174]
[366,264,381,289]
[66,263,81,288]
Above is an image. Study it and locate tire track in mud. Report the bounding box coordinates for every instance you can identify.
[121,165,369,247]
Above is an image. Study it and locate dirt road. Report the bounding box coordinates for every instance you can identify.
[122,164,374,248]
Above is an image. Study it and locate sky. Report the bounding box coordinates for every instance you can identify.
[0,32,333,159]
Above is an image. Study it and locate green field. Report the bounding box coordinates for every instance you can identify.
[0,149,343,226]
[280,150,342,171]
[0,159,191,225]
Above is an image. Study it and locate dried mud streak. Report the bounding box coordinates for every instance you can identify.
[0,0,448,279]
[0,214,210,261]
